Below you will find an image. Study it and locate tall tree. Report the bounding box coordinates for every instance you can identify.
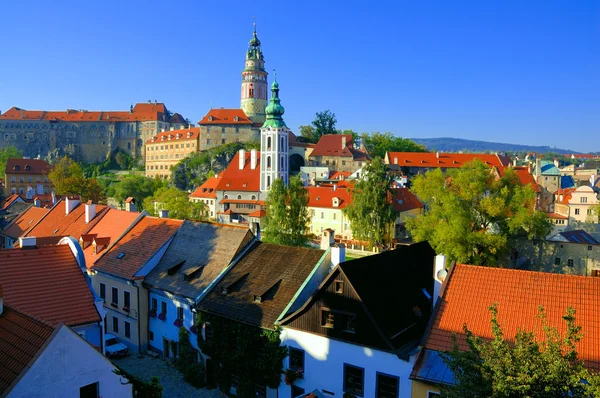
[343,157,396,246]
[112,175,166,210]
[143,186,206,220]
[48,156,106,203]
[263,176,310,246]
[441,305,596,398]
[406,160,553,266]
[0,146,23,178]
[299,110,337,143]
[361,132,427,159]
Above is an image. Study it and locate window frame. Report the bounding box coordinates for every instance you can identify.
[111,287,118,306]
[124,321,131,339]
[375,372,399,398]
[289,347,305,371]
[123,290,131,310]
[112,316,119,333]
[99,283,106,300]
[343,363,365,397]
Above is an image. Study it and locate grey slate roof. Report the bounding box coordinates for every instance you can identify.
[144,220,253,300]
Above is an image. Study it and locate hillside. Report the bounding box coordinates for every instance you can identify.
[409,137,579,154]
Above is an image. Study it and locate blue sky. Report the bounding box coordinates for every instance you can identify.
[0,0,598,152]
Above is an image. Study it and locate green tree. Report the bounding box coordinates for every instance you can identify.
[48,156,85,194]
[587,202,600,223]
[113,367,163,398]
[299,110,337,143]
[361,132,427,159]
[263,176,310,246]
[298,125,316,143]
[406,160,553,266]
[343,157,396,246]
[112,175,166,210]
[176,328,205,388]
[0,146,23,178]
[143,187,206,220]
[441,304,597,398]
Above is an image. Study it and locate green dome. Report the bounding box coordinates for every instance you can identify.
[262,79,287,129]
[249,31,261,47]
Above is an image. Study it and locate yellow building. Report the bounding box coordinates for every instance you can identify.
[5,158,53,195]
[554,186,599,223]
[189,175,221,219]
[145,128,200,179]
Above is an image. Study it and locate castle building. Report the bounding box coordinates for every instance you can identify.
[145,127,200,179]
[241,24,268,126]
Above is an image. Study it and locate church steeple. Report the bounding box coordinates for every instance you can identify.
[262,74,286,129]
[241,23,268,125]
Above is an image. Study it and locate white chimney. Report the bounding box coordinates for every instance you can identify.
[535,157,541,180]
[250,149,257,170]
[65,197,80,215]
[51,191,57,205]
[19,236,37,248]
[159,209,169,218]
[320,229,335,250]
[433,254,447,308]
[331,243,346,268]
[125,197,137,212]
[33,197,41,207]
[436,151,440,158]
[170,126,175,131]
[341,136,347,149]
[239,149,246,170]
[394,157,398,165]
[85,201,96,223]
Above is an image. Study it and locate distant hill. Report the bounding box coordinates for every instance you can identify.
[409,137,578,154]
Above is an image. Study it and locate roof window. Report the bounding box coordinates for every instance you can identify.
[117,252,126,259]
[167,260,185,275]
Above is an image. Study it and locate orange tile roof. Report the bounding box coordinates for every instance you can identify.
[190,176,221,199]
[386,152,511,169]
[498,166,541,192]
[390,188,424,212]
[425,264,600,371]
[3,207,49,238]
[5,159,51,175]
[329,171,352,180]
[247,209,266,217]
[0,244,101,327]
[79,208,141,270]
[216,151,261,192]
[146,127,200,144]
[570,154,599,159]
[198,108,253,125]
[309,134,370,161]
[306,185,353,209]
[0,305,55,395]
[92,217,182,279]
[556,188,577,204]
[2,194,22,210]
[0,102,177,123]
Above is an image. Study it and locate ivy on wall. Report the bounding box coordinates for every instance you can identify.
[197,311,288,397]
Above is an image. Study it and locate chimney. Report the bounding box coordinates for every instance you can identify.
[513,159,517,167]
[19,236,37,248]
[159,209,169,218]
[51,191,57,205]
[85,201,96,223]
[170,126,175,131]
[250,149,257,170]
[125,197,137,212]
[320,229,335,250]
[554,158,559,168]
[394,157,398,165]
[341,136,347,149]
[331,243,346,268]
[433,254,447,308]
[65,196,80,215]
[239,149,246,170]
[535,157,541,180]
[33,197,41,207]
[436,151,440,158]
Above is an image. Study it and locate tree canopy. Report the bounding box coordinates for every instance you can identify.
[112,175,166,210]
[142,186,206,220]
[441,304,598,398]
[0,146,23,178]
[48,156,106,203]
[298,110,337,143]
[343,157,396,246]
[406,160,552,266]
[360,132,427,159]
[262,176,310,246]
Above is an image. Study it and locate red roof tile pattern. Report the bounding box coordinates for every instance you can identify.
[547,212,568,220]
[1,194,22,210]
[425,264,600,371]
[190,176,221,199]
[570,154,599,159]
[5,159,51,175]
[247,209,266,217]
[386,152,511,169]
[329,171,352,180]
[0,103,178,123]
[198,108,253,125]
[391,188,424,212]
[306,185,353,209]
[92,217,182,279]
[3,207,49,238]
[309,134,370,161]
[0,245,100,327]
[146,127,200,144]
[216,151,261,192]
[0,305,55,395]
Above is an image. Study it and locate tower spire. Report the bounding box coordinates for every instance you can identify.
[241,23,268,125]
[262,73,286,128]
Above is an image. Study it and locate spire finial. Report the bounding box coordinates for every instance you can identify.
[273,69,277,82]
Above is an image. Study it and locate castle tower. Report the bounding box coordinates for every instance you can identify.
[240,24,268,125]
[260,77,289,191]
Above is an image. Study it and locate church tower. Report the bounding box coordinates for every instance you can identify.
[260,77,289,192]
[241,24,268,125]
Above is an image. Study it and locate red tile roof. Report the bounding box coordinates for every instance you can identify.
[2,194,22,210]
[570,154,599,159]
[425,264,600,371]
[309,134,370,161]
[306,185,353,209]
[146,127,200,144]
[190,176,221,199]
[547,212,568,220]
[247,209,266,217]
[390,188,424,212]
[216,151,261,192]
[198,108,253,125]
[3,207,49,238]
[0,244,101,327]
[0,103,178,123]
[5,159,51,175]
[0,305,55,395]
[386,152,511,169]
[329,171,352,180]
[92,217,182,279]
[556,188,577,204]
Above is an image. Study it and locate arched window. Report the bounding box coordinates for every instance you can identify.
[281,156,285,170]
[224,195,229,199]
[281,136,284,148]
[267,136,272,149]
[267,156,271,168]
[267,176,271,188]
[237,195,242,200]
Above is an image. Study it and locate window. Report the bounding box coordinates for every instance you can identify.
[291,386,305,398]
[575,209,580,215]
[555,258,561,265]
[149,330,154,341]
[344,364,364,396]
[99,283,106,299]
[589,246,593,251]
[568,259,574,267]
[334,280,344,294]
[376,373,399,398]
[320,212,324,219]
[592,270,600,277]
[161,301,167,316]
[237,194,242,200]
[344,314,357,333]
[177,306,184,321]
[124,321,131,338]
[321,310,335,328]
[427,393,441,398]
[581,197,588,203]
[113,317,119,333]
[333,213,337,220]
[79,382,99,398]
[111,287,118,305]
[289,347,305,371]
[151,297,157,312]
[124,291,131,310]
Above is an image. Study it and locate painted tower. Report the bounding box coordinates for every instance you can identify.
[240,24,268,125]
[260,77,289,191]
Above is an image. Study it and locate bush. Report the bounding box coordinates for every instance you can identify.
[176,327,206,388]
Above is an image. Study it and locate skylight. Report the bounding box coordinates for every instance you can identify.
[117,253,126,259]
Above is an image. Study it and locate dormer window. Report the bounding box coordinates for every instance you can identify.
[208,116,213,121]
[13,165,20,171]
[234,116,239,122]
[25,165,30,171]
[332,197,340,207]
